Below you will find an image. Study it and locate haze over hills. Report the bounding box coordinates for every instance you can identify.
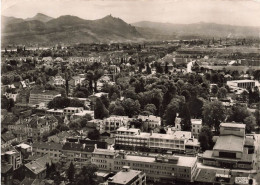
[133,21,260,40]
[1,13,260,46]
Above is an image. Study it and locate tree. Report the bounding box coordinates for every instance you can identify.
[76,164,98,185]
[228,104,251,123]
[88,129,100,140]
[121,98,141,117]
[94,98,109,119]
[164,97,183,126]
[255,109,260,130]
[217,87,227,99]
[100,95,110,109]
[202,101,226,133]
[244,116,256,133]
[211,85,218,96]
[144,104,157,115]
[199,126,213,151]
[179,103,191,131]
[67,162,75,182]
[146,63,151,74]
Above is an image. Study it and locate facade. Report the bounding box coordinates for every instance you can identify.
[48,76,65,86]
[29,89,61,106]
[91,148,198,182]
[227,80,259,90]
[201,123,257,170]
[102,116,130,133]
[115,127,199,154]
[60,142,95,167]
[32,142,63,163]
[108,166,146,185]
[137,115,161,129]
[2,147,22,170]
[191,119,202,138]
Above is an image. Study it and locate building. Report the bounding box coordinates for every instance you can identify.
[60,142,95,167]
[191,119,202,138]
[1,163,13,185]
[32,142,63,163]
[1,147,22,170]
[48,75,65,86]
[201,123,257,170]
[103,116,130,133]
[91,148,198,182]
[108,166,146,185]
[47,131,71,144]
[29,89,61,106]
[137,115,161,129]
[115,127,199,154]
[227,80,259,90]
[23,155,51,179]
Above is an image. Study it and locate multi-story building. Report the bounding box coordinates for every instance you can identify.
[32,142,63,163]
[227,80,259,90]
[191,119,202,138]
[60,142,95,167]
[137,115,161,129]
[102,116,131,133]
[1,146,22,170]
[115,127,200,154]
[108,166,146,185]
[91,148,198,182]
[29,89,61,106]
[201,123,257,170]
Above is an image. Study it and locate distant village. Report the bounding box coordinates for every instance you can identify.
[1,39,260,185]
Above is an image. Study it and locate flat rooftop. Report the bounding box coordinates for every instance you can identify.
[124,155,197,167]
[109,169,142,184]
[220,123,246,129]
[213,135,244,152]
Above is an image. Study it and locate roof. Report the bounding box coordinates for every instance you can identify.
[191,119,202,125]
[220,123,246,129]
[110,168,142,184]
[1,131,16,142]
[30,89,61,96]
[124,155,197,167]
[213,135,244,152]
[1,163,13,174]
[93,148,117,156]
[195,169,216,183]
[32,142,63,150]
[24,155,51,175]
[62,142,94,153]
[16,143,31,149]
[79,140,107,149]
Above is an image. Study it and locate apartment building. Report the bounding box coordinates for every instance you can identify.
[1,147,22,171]
[91,148,198,182]
[61,142,95,167]
[227,80,259,90]
[115,127,199,154]
[29,89,61,106]
[108,166,146,185]
[32,142,63,163]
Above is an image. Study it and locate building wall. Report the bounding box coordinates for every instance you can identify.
[220,126,245,137]
[33,148,61,163]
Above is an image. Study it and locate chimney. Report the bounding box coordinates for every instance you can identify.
[150,130,153,136]
[83,143,86,149]
[94,144,97,149]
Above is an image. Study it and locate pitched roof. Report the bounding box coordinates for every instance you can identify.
[1,131,16,142]
[24,155,51,175]
[32,142,63,150]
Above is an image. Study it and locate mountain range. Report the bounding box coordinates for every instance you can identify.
[2,13,260,45]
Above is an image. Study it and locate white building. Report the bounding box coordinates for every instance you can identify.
[137,115,161,128]
[191,119,202,138]
[227,80,259,90]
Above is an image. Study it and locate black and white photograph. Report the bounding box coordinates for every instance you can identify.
[1,0,260,184]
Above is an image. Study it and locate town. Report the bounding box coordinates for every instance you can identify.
[1,38,260,185]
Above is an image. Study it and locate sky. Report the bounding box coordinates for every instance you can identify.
[2,0,260,27]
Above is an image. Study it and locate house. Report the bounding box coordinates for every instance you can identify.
[48,76,65,86]
[1,131,18,149]
[47,131,71,144]
[2,146,22,170]
[69,76,85,86]
[32,142,63,163]
[191,119,202,138]
[23,155,51,179]
[137,115,161,128]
